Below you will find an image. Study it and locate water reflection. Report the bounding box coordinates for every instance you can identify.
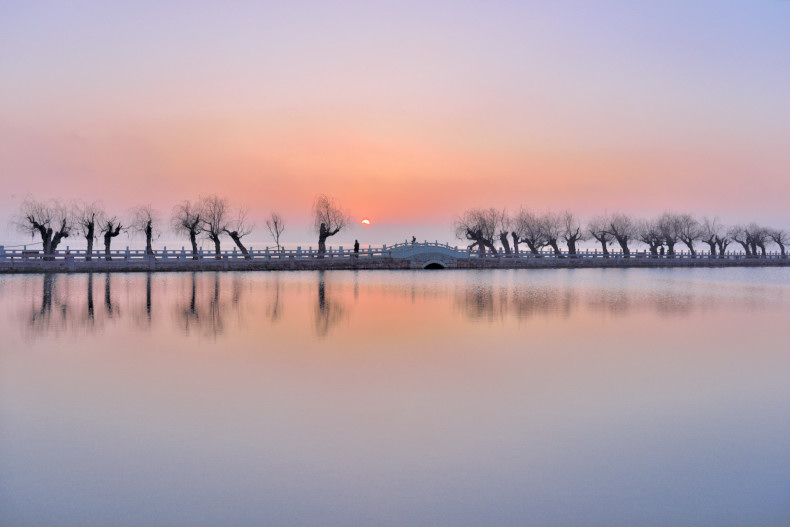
[315,271,346,337]
[10,269,790,339]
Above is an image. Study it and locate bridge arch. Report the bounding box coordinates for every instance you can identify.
[423,260,447,269]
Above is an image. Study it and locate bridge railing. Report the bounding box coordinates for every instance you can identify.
[0,242,786,264]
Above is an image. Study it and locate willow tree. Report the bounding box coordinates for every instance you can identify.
[75,201,105,261]
[540,212,564,257]
[606,213,637,257]
[313,194,349,255]
[172,200,203,260]
[676,214,701,256]
[100,216,123,261]
[637,218,663,257]
[498,211,512,255]
[562,211,587,257]
[201,195,228,259]
[130,205,159,256]
[699,217,724,256]
[512,208,546,256]
[657,213,681,256]
[770,229,789,257]
[729,226,751,256]
[588,216,613,257]
[15,198,73,256]
[455,208,499,257]
[224,207,255,259]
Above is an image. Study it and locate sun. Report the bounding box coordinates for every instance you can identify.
[361,218,371,225]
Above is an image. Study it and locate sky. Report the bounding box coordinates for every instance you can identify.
[1,0,789,247]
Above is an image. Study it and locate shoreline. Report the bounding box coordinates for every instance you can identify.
[1,256,788,274]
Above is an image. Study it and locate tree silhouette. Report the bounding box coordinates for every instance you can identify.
[130,205,159,256]
[14,198,72,257]
[171,200,203,260]
[224,206,254,259]
[313,194,348,255]
[201,195,228,259]
[266,212,286,252]
[100,216,123,261]
[75,201,105,261]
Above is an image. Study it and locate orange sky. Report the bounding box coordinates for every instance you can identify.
[1,2,789,244]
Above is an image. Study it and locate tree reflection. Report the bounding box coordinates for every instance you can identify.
[104,273,118,317]
[87,273,94,322]
[266,273,283,322]
[314,271,346,337]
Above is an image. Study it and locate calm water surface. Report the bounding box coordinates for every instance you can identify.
[1,268,789,527]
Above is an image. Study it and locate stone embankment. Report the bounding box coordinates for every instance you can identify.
[0,242,787,273]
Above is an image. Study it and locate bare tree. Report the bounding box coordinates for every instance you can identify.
[562,211,587,257]
[455,208,499,257]
[729,225,751,256]
[100,216,123,261]
[130,205,159,256]
[769,229,789,257]
[541,212,564,257]
[266,212,286,252]
[676,213,701,256]
[171,200,203,260]
[14,198,73,256]
[657,213,681,256]
[498,210,512,255]
[74,201,105,261]
[512,208,547,256]
[746,223,770,257]
[716,232,731,256]
[699,217,724,256]
[313,194,349,255]
[637,218,663,257]
[588,216,613,257]
[201,195,229,259]
[605,213,637,257]
[224,207,254,259]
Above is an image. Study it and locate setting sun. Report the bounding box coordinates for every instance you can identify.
[361,218,371,225]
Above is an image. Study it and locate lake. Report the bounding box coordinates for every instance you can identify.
[1,268,789,527]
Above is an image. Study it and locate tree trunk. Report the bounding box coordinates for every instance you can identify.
[228,232,250,259]
[190,231,199,260]
[666,241,675,257]
[212,235,221,259]
[779,244,786,257]
[526,241,541,257]
[616,237,630,257]
[499,233,511,255]
[51,231,67,255]
[318,234,327,255]
[104,235,112,261]
[511,233,520,256]
[145,224,153,256]
[86,223,94,261]
[704,241,716,256]
[548,240,563,257]
[599,239,609,257]
[567,240,577,257]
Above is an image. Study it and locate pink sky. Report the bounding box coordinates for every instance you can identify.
[2,1,788,245]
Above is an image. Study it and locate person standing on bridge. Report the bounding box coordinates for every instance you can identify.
[411,236,416,245]
[354,240,359,255]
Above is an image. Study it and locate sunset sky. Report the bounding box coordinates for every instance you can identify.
[1,1,788,246]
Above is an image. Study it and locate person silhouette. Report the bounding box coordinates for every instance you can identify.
[411,236,416,245]
[353,240,359,254]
